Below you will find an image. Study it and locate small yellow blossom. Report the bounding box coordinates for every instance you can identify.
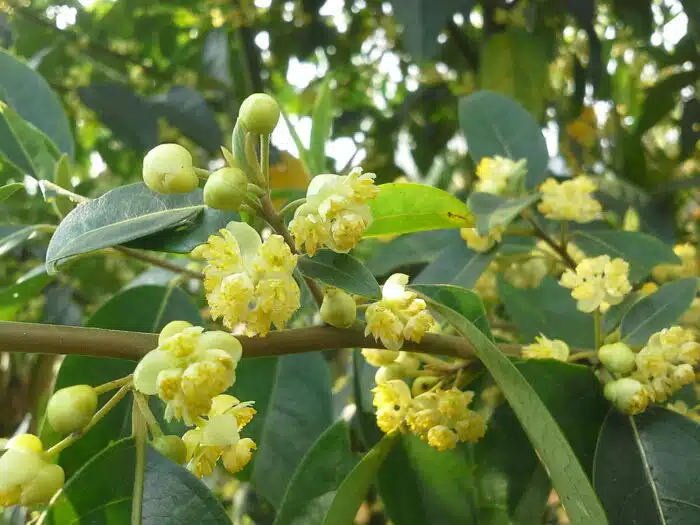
[521,335,570,361]
[538,176,602,223]
[604,378,651,415]
[372,379,412,433]
[474,156,527,195]
[426,425,458,451]
[193,221,300,335]
[652,243,698,282]
[503,257,549,289]
[474,264,499,302]
[365,274,436,350]
[460,226,503,253]
[559,255,632,313]
[289,168,378,255]
[361,348,400,367]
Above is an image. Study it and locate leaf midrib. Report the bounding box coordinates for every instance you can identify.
[630,417,667,525]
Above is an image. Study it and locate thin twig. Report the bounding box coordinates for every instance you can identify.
[114,246,204,280]
[521,211,577,269]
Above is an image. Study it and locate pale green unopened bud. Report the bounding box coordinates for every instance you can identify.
[203,168,249,211]
[151,435,188,464]
[394,351,420,373]
[411,376,440,396]
[238,93,280,135]
[20,463,64,505]
[598,343,637,375]
[159,320,194,344]
[375,365,404,384]
[47,385,98,435]
[142,144,198,194]
[320,288,357,328]
[604,378,650,415]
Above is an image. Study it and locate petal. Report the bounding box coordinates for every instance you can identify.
[134,350,178,395]
[225,221,262,262]
[197,331,242,363]
[307,174,342,197]
[201,414,240,447]
[382,273,409,300]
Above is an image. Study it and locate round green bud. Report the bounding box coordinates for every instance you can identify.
[151,435,188,464]
[603,378,649,415]
[598,342,636,375]
[394,351,420,373]
[374,364,404,385]
[238,93,280,135]
[47,385,98,435]
[411,376,440,396]
[143,143,198,194]
[203,168,249,211]
[20,463,64,505]
[320,288,357,328]
[158,320,194,344]
[198,330,243,362]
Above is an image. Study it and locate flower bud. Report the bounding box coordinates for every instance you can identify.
[238,94,280,135]
[320,288,357,328]
[47,385,98,435]
[159,320,194,344]
[411,376,440,397]
[598,342,637,375]
[151,435,188,464]
[374,364,404,384]
[142,143,198,194]
[361,348,399,367]
[394,352,420,373]
[604,378,650,415]
[203,168,249,211]
[222,438,256,474]
[20,463,64,505]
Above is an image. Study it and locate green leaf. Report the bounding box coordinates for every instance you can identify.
[0,182,23,202]
[365,230,459,276]
[499,276,595,348]
[41,439,230,525]
[365,183,474,237]
[572,230,680,283]
[309,79,333,175]
[411,284,492,339]
[620,277,698,345]
[274,421,357,525]
[593,407,700,525]
[321,434,397,525]
[231,119,257,176]
[231,353,333,507]
[298,250,381,299]
[636,70,699,135]
[46,183,206,272]
[0,224,40,258]
[0,267,52,320]
[420,288,610,525]
[79,83,158,151]
[468,192,540,236]
[351,349,384,448]
[415,239,495,289]
[459,91,549,188]
[44,285,202,478]
[0,49,74,157]
[479,29,549,118]
[51,154,75,217]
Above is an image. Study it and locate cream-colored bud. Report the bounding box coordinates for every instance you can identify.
[142,144,198,194]
[238,94,280,135]
[375,365,404,384]
[47,385,98,435]
[598,343,637,375]
[604,378,650,415]
[320,288,357,328]
[203,168,249,211]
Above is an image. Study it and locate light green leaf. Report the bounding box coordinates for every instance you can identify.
[298,249,381,299]
[459,91,549,188]
[468,192,540,236]
[0,182,23,202]
[593,407,700,525]
[51,154,75,218]
[46,183,206,272]
[0,224,40,258]
[415,239,494,289]
[364,183,474,237]
[620,277,698,345]
[572,230,680,283]
[231,119,257,176]
[309,79,333,175]
[420,287,610,525]
[0,267,53,321]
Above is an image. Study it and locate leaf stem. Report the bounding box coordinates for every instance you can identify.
[278,198,307,217]
[131,400,147,525]
[134,392,164,438]
[94,374,133,395]
[521,210,577,269]
[114,246,204,280]
[593,309,603,349]
[260,134,271,188]
[40,181,88,204]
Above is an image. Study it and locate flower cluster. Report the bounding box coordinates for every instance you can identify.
[652,243,698,282]
[460,226,503,253]
[521,335,570,361]
[0,434,64,506]
[182,395,257,477]
[133,321,242,425]
[559,255,632,313]
[365,274,436,350]
[474,156,527,195]
[289,168,379,255]
[601,326,699,414]
[503,256,549,289]
[192,221,300,335]
[537,176,602,223]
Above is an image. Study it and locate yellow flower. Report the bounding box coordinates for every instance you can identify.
[372,379,412,433]
[521,335,570,361]
[361,348,400,367]
[474,156,527,195]
[193,221,300,335]
[503,257,549,289]
[652,243,698,282]
[604,378,651,415]
[426,425,458,451]
[559,255,632,313]
[460,226,503,253]
[538,176,602,223]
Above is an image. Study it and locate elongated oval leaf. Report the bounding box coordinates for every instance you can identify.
[459,91,549,188]
[41,439,230,525]
[366,229,458,276]
[0,182,23,201]
[364,183,474,237]
[298,250,380,299]
[468,192,540,236]
[0,267,53,321]
[620,277,697,345]
[309,79,333,175]
[0,224,40,258]
[414,237,495,289]
[46,183,206,272]
[418,285,609,525]
[593,407,700,525]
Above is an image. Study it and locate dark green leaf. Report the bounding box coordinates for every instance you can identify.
[459,91,549,188]
[411,284,492,339]
[46,183,206,272]
[593,407,700,525]
[0,182,22,202]
[620,277,698,345]
[298,250,381,299]
[468,192,539,236]
[0,224,40,258]
[415,239,494,289]
[636,70,699,135]
[365,230,459,276]
[309,79,333,175]
[274,421,357,525]
[351,349,383,448]
[0,267,52,320]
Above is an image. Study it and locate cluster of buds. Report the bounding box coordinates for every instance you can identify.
[473,156,527,195]
[559,255,632,313]
[537,175,602,223]
[521,335,570,361]
[600,327,699,414]
[652,243,698,282]
[364,274,436,350]
[460,225,503,253]
[289,168,379,255]
[192,221,300,336]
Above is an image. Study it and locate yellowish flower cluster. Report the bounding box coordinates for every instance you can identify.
[0,434,64,506]
[192,221,300,335]
[371,380,485,451]
[503,257,549,289]
[182,395,257,478]
[365,274,436,350]
[460,226,503,253]
[521,335,570,361]
[537,176,602,223]
[474,156,527,195]
[559,255,632,313]
[133,321,242,425]
[652,243,698,282]
[289,168,379,255]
